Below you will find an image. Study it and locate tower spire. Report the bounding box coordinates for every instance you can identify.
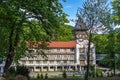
[74,17,88,31]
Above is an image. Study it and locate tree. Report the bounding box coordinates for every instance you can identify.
[92,34,108,54]
[77,0,110,80]
[112,0,120,24]
[55,25,73,41]
[0,0,67,76]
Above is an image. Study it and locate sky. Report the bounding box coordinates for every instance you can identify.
[61,0,113,26]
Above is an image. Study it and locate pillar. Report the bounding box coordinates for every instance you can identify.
[79,66,81,71]
[48,66,50,71]
[55,66,57,71]
[62,66,64,71]
[34,66,36,72]
[75,65,77,71]
[41,66,43,71]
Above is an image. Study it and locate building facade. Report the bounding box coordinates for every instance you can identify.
[0,19,96,73]
[19,19,96,72]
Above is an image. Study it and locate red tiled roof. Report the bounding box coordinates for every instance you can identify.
[48,41,76,48]
[26,41,76,48]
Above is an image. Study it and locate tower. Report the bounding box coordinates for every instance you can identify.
[73,17,96,71]
[73,17,88,65]
[73,17,88,44]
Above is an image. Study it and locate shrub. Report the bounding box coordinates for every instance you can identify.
[62,70,67,78]
[16,66,29,78]
[73,74,75,77]
[110,72,113,77]
[45,73,48,79]
[8,67,16,74]
[96,72,99,77]
[100,72,103,77]
[107,72,110,77]
[5,67,16,78]
[37,73,40,79]
[40,74,43,79]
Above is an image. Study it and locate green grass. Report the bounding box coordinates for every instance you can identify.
[30,75,83,80]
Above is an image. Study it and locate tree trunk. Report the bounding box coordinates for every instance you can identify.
[3,26,20,77]
[85,31,92,80]
[3,27,14,76]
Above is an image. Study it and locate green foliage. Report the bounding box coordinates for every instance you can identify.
[37,73,40,79]
[62,70,67,78]
[100,72,103,77]
[95,68,102,77]
[107,72,110,77]
[16,66,29,78]
[89,65,95,77]
[0,0,68,75]
[45,73,48,79]
[6,67,16,78]
[8,67,16,74]
[73,74,75,77]
[54,25,74,41]
[40,74,43,79]
[112,0,120,24]
[92,34,108,54]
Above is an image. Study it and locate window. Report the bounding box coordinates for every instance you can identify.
[57,49,60,51]
[79,48,85,53]
[43,61,47,64]
[70,61,74,64]
[57,61,61,64]
[70,48,74,52]
[29,61,33,64]
[64,60,67,63]
[90,48,94,53]
[50,61,54,64]
[36,61,40,64]
[80,61,85,65]
[22,61,26,64]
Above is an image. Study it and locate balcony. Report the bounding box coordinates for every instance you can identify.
[43,50,74,54]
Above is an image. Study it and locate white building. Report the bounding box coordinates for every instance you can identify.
[19,18,96,72]
[0,19,96,73]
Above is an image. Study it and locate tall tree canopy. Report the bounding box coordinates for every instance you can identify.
[0,0,67,76]
[112,0,120,24]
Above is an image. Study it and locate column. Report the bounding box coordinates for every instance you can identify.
[41,66,43,71]
[79,66,81,71]
[75,65,77,71]
[62,66,64,71]
[48,66,50,71]
[34,66,36,72]
[68,66,71,70]
[55,66,57,71]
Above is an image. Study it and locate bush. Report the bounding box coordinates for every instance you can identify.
[107,72,110,77]
[73,74,75,77]
[8,67,16,74]
[62,70,67,78]
[40,74,43,79]
[6,67,16,78]
[37,73,40,79]
[16,66,29,78]
[100,72,103,77]
[96,72,99,77]
[45,73,48,79]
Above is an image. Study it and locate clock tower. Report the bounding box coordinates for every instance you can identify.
[73,17,88,44]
